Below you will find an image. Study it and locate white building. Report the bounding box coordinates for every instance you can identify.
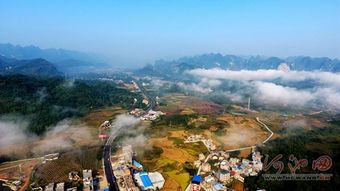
[83,170,93,190]
[212,183,227,191]
[199,153,205,161]
[140,110,165,121]
[134,171,165,190]
[204,175,215,184]
[194,160,201,168]
[56,183,64,191]
[142,99,149,105]
[201,163,211,172]
[45,183,54,191]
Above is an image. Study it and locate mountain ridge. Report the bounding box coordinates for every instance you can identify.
[0,43,108,74]
[0,56,63,77]
[135,53,340,78]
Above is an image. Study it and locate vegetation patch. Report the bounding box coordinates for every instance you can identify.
[0,75,143,134]
[165,170,190,191]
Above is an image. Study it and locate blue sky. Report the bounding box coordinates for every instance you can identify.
[0,0,339,66]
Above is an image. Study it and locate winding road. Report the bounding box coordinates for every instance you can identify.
[256,117,274,144]
[103,80,156,191]
[135,80,156,112]
[103,145,119,191]
[103,117,130,191]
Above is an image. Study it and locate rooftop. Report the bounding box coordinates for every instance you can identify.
[139,172,153,187]
[133,160,143,169]
[192,175,202,184]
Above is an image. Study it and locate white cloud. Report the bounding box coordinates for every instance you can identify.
[186,68,340,110]
[187,68,340,88]
[0,119,34,146]
[111,114,140,130]
[253,81,314,106]
[176,78,222,94]
[0,117,95,156]
[315,88,340,109]
[177,82,213,94]
[199,78,222,87]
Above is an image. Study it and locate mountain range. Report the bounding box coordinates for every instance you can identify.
[1,43,339,78]
[0,43,108,74]
[135,53,340,78]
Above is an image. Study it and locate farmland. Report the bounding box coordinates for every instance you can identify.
[157,93,223,115]
[0,159,42,191]
[32,147,100,187]
[135,130,208,191]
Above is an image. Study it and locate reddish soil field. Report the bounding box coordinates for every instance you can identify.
[158,93,222,115]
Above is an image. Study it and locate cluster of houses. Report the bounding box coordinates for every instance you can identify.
[185,135,217,151]
[184,133,264,190]
[140,110,165,121]
[41,169,99,191]
[130,108,145,117]
[130,109,165,121]
[194,151,263,191]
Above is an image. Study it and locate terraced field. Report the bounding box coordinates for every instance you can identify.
[33,147,99,185]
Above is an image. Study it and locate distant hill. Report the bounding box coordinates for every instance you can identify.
[135,53,340,78]
[0,43,109,74]
[0,56,63,77]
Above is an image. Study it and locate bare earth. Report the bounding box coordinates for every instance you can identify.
[215,114,269,150]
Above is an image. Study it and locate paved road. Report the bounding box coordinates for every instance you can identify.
[134,80,156,112]
[256,117,274,144]
[103,122,126,191]
[102,81,157,191]
[103,145,119,191]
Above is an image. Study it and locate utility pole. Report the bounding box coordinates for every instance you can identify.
[247,97,251,110]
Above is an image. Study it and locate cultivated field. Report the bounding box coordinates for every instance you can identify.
[157,93,222,115]
[0,159,42,191]
[135,130,208,191]
[83,106,127,128]
[33,147,100,186]
[214,114,269,150]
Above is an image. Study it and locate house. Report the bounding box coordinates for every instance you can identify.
[201,163,211,172]
[204,175,215,184]
[56,183,64,191]
[45,183,54,191]
[83,170,93,190]
[217,170,230,183]
[133,160,143,171]
[194,160,201,168]
[212,183,227,191]
[199,153,205,161]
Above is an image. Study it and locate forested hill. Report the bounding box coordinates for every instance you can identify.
[0,56,63,77]
[0,75,144,135]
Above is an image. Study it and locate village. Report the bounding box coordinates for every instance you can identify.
[184,135,263,191]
